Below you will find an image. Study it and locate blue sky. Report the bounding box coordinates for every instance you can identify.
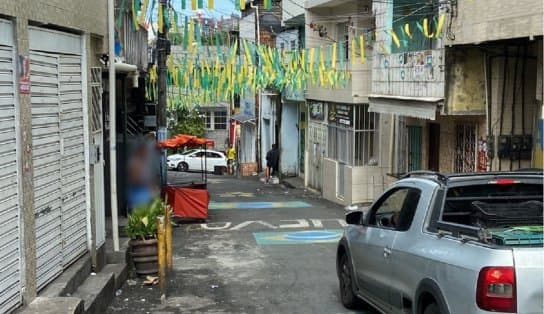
[171,0,239,19]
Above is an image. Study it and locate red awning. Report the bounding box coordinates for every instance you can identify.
[157,134,213,149]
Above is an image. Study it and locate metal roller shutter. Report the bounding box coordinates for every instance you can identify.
[59,55,87,266]
[30,27,89,289]
[0,18,22,313]
[30,51,63,290]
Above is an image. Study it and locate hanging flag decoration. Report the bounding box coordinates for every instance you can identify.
[404,23,412,39]
[359,35,365,64]
[423,18,434,38]
[351,39,357,65]
[157,2,164,33]
[132,0,140,30]
[120,1,451,108]
[435,14,446,38]
[390,30,401,48]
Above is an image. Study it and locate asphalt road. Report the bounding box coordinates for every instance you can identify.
[108,172,378,314]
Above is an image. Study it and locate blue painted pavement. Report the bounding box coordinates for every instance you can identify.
[209,201,312,210]
[254,229,343,245]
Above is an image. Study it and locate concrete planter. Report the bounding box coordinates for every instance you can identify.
[129,238,158,276]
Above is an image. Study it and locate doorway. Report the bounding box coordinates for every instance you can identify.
[428,123,440,171]
[407,126,422,171]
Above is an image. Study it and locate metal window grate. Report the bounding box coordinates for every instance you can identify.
[90,67,102,133]
[328,104,379,166]
[454,124,476,172]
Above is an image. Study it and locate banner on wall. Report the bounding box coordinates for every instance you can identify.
[309,102,325,121]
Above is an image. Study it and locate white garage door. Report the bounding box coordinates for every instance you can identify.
[30,27,88,290]
[59,55,87,266]
[30,51,63,290]
[0,19,23,313]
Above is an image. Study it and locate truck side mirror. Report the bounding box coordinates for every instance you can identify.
[345,211,364,225]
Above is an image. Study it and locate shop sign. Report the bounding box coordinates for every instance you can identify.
[328,103,352,126]
[309,102,324,120]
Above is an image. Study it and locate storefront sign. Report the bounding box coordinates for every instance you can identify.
[18,55,30,94]
[309,102,324,120]
[328,103,353,126]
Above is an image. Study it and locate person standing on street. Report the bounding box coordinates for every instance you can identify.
[265,144,279,183]
[226,144,236,175]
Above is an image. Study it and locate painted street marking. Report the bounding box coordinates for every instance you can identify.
[253,229,343,245]
[217,192,255,198]
[191,219,347,231]
[191,218,347,231]
[209,201,312,210]
[229,220,278,230]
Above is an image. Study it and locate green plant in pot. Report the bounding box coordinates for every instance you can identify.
[126,198,166,277]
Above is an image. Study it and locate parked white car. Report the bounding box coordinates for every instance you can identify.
[167,149,227,172]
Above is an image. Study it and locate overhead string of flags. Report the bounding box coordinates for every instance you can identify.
[124,0,446,107]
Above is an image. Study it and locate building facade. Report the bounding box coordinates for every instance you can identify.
[445,0,543,171]
[239,0,282,175]
[305,0,392,205]
[371,0,543,180]
[277,4,306,178]
[0,1,108,311]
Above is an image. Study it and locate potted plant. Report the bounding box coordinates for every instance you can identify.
[125,198,165,276]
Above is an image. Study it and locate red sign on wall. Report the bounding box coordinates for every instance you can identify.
[18,55,30,94]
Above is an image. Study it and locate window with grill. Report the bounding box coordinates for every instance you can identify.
[328,104,379,166]
[204,112,212,129]
[214,111,227,130]
[290,40,297,51]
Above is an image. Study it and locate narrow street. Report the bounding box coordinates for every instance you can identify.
[107,172,377,314]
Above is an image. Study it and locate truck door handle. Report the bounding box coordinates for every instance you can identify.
[383,247,392,258]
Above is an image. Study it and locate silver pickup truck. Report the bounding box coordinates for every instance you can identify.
[337,171,543,314]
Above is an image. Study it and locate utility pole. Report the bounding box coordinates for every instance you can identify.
[250,1,261,172]
[157,0,170,186]
[108,0,120,252]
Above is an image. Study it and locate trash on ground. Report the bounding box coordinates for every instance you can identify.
[143,275,159,285]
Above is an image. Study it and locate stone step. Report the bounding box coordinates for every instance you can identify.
[40,254,92,298]
[19,297,84,314]
[101,263,128,290]
[72,271,115,314]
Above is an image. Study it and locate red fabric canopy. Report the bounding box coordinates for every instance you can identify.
[157,134,212,149]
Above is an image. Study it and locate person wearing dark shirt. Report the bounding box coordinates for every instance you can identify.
[265,144,279,183]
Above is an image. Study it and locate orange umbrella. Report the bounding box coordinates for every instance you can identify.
[157,134,212,149]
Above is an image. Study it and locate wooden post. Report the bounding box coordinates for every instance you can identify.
[157,215,166,297]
